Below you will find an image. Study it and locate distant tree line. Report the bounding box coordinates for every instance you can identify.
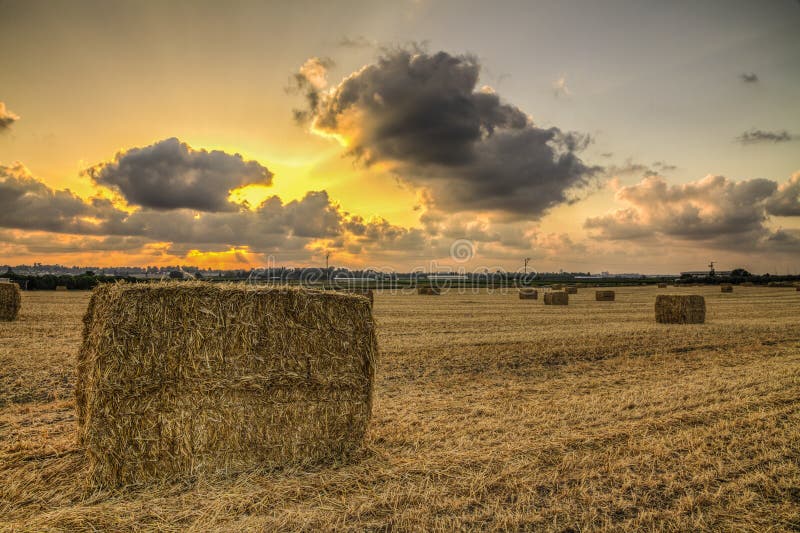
[1,270,139,290]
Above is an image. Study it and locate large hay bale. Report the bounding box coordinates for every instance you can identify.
[655,295,706,324]
[417,287,440,295]
[76,282,377,487]
[0,281,22,321]
[344,288,373,306]
[544,291,568,305]
[565,286,578,294]
[657,283,667,289]
[56,285,68,291]
[595,290,615,301]
[518,288,538,300]
[720,284,733,293]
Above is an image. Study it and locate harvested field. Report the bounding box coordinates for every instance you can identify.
[2,286,800,531]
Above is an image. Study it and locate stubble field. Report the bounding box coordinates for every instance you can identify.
[1,286,799,531]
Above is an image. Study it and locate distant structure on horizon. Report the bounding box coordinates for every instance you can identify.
[680,270,733,278]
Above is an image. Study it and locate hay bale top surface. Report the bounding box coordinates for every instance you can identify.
[77,281,377,487]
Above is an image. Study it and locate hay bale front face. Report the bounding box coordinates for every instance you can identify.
[518,289,538,300]
[0,282,21,321]
[544,291,568,305]
[720,284,733,293]
[655,295,706,324]
[77,282,377,487]
[595,290,615,301]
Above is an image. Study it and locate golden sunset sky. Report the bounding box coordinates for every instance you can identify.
[1,0,799,273]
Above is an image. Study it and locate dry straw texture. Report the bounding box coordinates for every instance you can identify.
[544,291,569,305]
[4,287,800,530]
[595,290,615,301]
[418,287,441,295]
[721,284,733,293]
[344,288,374,306]
[655,295,706,324]
[518,289,538,300]
[76,282,377,487]
[0,282,22,321]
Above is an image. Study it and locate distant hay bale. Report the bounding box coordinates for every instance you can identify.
[767,281,793,288]
[56,285,68,291]
[720,284,733,293]
[551,284,563,290]
[655,295,706,324]
[518,288,538,300]
[657,283,667,289]
[595,290,615,301]
[0,281,22,321]
[742,282,754,286]
[565,287,577,294]
[76,282,377,487]
[417,287,440,295]
[544,291,568,305]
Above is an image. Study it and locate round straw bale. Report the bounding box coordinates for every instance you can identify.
[655,295,705,324]
[0,281,21,321]
[518,289,538,300]
[417,287,441,295]
[76,282,377,487]
[544,291,568,305]
[657,283,667,289]
[595,290,615,301]
[720,284,733,293]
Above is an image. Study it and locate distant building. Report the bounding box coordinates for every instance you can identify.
[681,270,732,278]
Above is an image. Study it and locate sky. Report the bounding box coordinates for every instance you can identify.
[1,0,799,274]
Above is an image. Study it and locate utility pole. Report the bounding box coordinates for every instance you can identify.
[325,252,331,270]
[523,257,531,274]
[708,261,715,277]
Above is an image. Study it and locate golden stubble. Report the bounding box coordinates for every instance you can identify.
[1,286,799,531]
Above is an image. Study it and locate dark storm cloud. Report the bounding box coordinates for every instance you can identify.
[585,174,800,251]
[0,163,99,233]
[740,73,759,83]
[295,49,600,218]
[0,102,20,131]
[766,172,800,216]
[85,138,273,212]
[736,129,794,144]
[290,57,334,124]
[337,35,375,49]
[0,163,412,257]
